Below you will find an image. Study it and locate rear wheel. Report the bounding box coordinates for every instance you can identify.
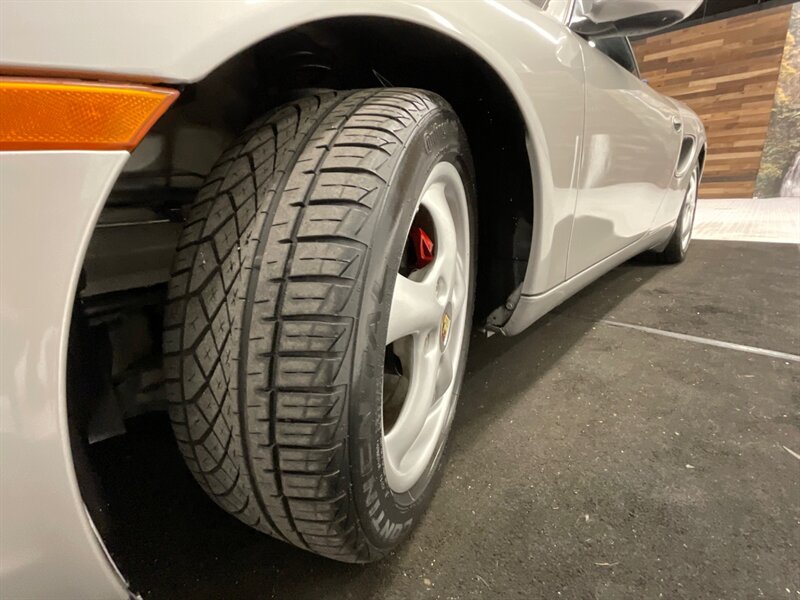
[655,166,699,264]
[164,89,476,562]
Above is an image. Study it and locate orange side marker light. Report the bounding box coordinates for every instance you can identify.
[0,78,179,151]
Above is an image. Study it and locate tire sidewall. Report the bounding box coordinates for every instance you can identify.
[661,164,699,263]
[680,166,700,256]
[347,107,476,553]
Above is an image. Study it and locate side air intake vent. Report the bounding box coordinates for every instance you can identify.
[675,135,696,177]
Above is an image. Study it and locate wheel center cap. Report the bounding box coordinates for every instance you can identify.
[440,305,452,350]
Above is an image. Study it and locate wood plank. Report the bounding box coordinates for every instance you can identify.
[633,4,792,198]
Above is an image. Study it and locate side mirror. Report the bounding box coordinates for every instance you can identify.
[569,0,702,38]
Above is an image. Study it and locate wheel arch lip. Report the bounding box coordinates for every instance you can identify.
[1,0,575,297]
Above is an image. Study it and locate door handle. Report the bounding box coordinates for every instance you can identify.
[672,116,682,133]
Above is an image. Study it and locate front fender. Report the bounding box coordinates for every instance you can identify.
[1,0,587,296]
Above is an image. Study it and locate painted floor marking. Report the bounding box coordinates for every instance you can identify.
[600,320,800,363]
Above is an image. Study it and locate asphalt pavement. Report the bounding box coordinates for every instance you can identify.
[89,240,800,600]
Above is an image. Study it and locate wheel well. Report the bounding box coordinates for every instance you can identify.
[120,16,534,322]
[69,17,536,444]
[67,18,537,560]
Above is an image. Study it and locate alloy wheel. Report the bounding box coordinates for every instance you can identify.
[382,161,471,494]
[680,170,698,253]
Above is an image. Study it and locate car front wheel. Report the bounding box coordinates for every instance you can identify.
[163,88,476,562]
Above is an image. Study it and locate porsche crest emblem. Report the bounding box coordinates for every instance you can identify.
[440,312,452,349]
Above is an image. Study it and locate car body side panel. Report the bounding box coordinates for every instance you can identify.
[501,226,666,335]
[503,99,707,336]
[566,36,681,277]
[0,152,130,600]
[0,0,585,295]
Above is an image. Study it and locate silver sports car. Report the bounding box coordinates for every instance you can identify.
[0,0,705,596]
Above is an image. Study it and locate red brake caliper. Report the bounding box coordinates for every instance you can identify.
[410,227,435,268]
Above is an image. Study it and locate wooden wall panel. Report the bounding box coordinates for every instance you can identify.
[633,5,792,198]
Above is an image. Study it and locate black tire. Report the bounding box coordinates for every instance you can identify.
[163,89,476,562]
[654,165,700,264]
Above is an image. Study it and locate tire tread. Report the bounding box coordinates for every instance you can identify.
[165,88,444,561]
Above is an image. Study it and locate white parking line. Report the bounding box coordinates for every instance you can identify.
[600,320,800,363]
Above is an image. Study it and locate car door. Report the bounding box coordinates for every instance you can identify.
[567,36,680,277]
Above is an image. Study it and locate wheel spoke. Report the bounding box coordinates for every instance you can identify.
[387,273,441,345]
[384,338,440,470]
[420,184,458,292]
[435,352,454,399]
